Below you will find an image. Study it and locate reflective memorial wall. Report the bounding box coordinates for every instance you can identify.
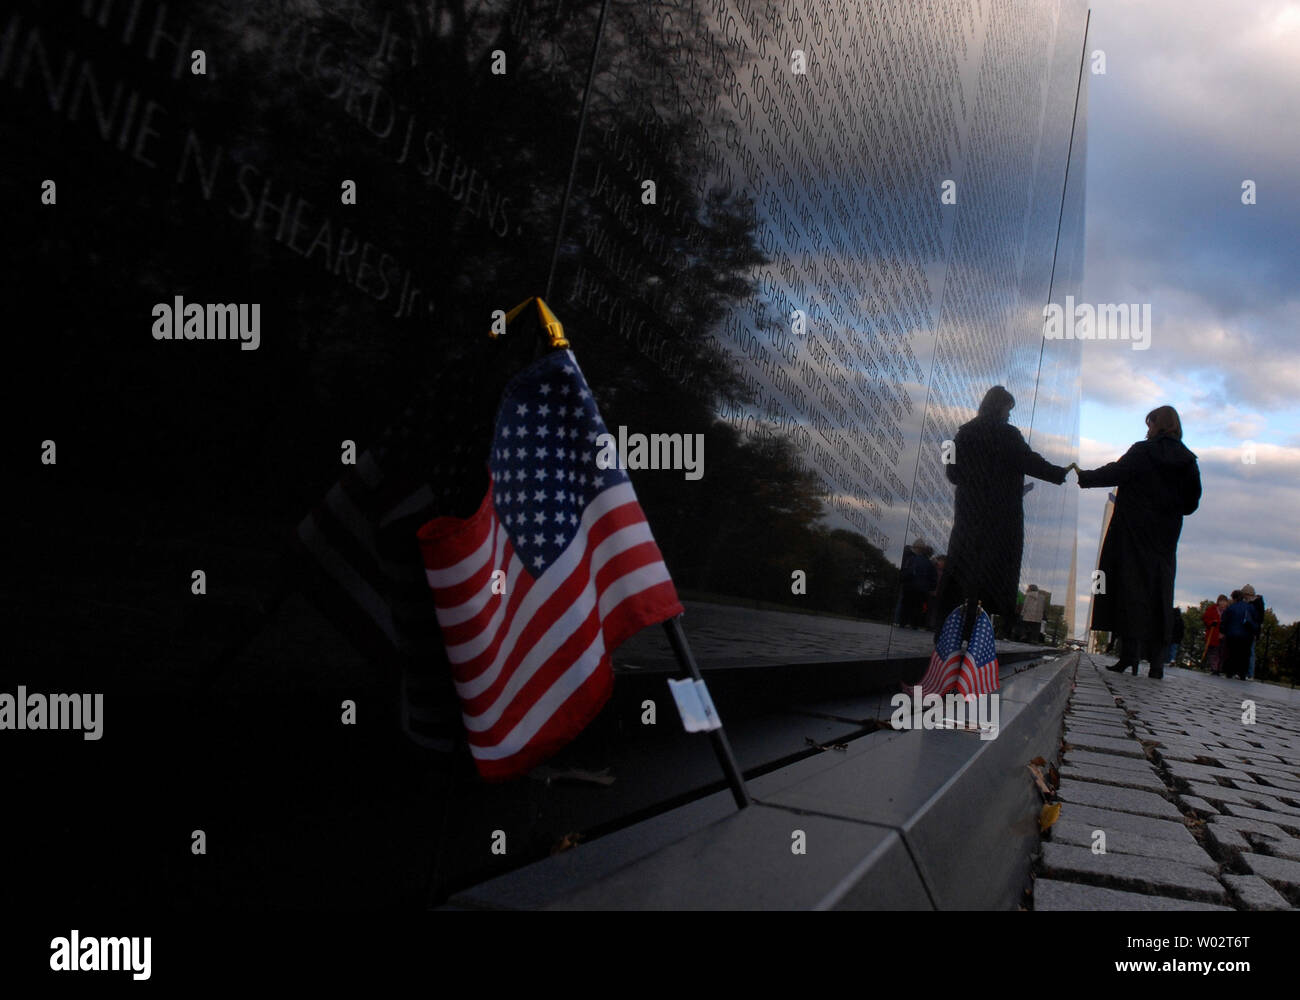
[5,0,1088,906]
[7,0,1087,675]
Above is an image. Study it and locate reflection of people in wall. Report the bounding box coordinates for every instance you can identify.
[934,386,1070,638]
[1076,405,1202,678]
[897,539,937,628]
[1018,584,1047,642]
[926,553,947,631]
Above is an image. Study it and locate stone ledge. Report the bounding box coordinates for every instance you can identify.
[450,654,1079,910]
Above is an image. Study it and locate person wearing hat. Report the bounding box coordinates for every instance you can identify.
[1242,585,1265,678]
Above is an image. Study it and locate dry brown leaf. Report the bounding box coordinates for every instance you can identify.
[1030,756,1048,767]
[1039,802,1062,832]
[550,832,583,855]
[1047,763,1060,790]
[1027,764,1052,797]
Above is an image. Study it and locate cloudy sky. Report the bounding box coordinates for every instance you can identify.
[1073,0,1300,632]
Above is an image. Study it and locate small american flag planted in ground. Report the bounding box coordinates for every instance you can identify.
[418,348,684,780]
[916,603,1001,697]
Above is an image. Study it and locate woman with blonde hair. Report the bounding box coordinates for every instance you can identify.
[1075,406,1202,677]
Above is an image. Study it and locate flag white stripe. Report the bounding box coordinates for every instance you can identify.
[597,561,673,619]
[434,523,512,628]
[446,483,636,678]
[425,519,498,588]
[457,514,663,724]
[458,540,663,730]
[468,630,608,760]
[438,518,650,644]
[453,525,653,717]
[458,572,598,731]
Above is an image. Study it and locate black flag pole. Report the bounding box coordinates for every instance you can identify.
[662,616,752,808]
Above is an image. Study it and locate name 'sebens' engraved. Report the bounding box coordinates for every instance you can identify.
[151,296,261,351]
[0,687,103,740]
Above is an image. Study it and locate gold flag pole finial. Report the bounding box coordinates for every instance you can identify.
[487,297,568,349]
[535,297,568,349]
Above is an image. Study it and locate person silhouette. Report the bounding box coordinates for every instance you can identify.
[933,386,1070,639]
[1076,405,1202,678]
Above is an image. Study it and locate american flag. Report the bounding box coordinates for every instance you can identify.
[915,604,1001,697]
[417,348,683,780]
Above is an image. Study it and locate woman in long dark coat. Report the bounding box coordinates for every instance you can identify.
[1077,405,1202,677]
[934,386,1070,636]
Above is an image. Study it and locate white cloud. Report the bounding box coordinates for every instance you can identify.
[1072,437,1300,628]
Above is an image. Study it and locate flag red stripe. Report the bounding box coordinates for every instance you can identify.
[457,517,668,718]
[471,663,614,782]
[441,495,649,688]
[464,602,602,747]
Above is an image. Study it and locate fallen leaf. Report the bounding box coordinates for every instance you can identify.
[1047,763,1060,790]
[1028,764,1052,797]
[1030,756,1047,767]
[1039,802,1061,832]
[550,832,583,855]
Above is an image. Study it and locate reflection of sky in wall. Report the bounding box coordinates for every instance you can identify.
[1075,0,1300,628]
[715,2,1087,549]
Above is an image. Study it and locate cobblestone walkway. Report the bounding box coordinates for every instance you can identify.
[1034,655,1300,910]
